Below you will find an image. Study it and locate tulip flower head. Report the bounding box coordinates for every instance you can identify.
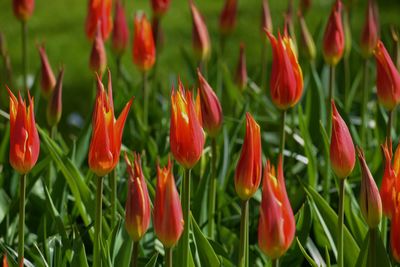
[235,43,248,90]
[170,80,205,169]
[266,30,303,110]
[124,153,151,241]
[261,0,273,34]
[7,87,40,174]
[374,40,400,110]
[154,159,184,247]
[330,100,355,179]
[258,156,295,259]
[85,0,112,40]
[112,0,129,56]
[47,68,64,127]
[234,113,262,200]
[361,0,379,57]
[322,0,344,66]
[219,0,237,35]
[38,44,56,98]
[298,12,316,61]
[190,0,211,61]
[13,0,34,21]
[90,24,107,77]
[151,0,171,18]
[132,13,156,72]
[88,71,133,177]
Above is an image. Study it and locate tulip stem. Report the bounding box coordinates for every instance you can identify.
[381,217,387,247]
[338,178,345,267]
[327,65,335,138]
[165,247,172,267]
[21,21,28,94]
[208,138,217,239]
[279,110,286,158]
[142,71,149,128]
[111,168,117,229]
[367,228,376,267]
[18,173,27,267]
[360,59,369,146]
[182,168,191,267]
[261,41,267,91]
[238,199,249,267]
[272,258,279,267]
[130,241,139,267]
[93,176,103,267]
[387,109,393,140]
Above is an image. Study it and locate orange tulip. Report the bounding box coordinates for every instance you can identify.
[322,0,344,66]
[154,159,184,247]
[112,0,129,56]
[261,0,272,34]
[3,254,8,267]
[374,40,400,110]
[235,43,248,90]
[170,80,205,169]
[258,156,295,259]
[124,153,151,241]
[7,87,40,174]
[360,0,379,57]
[38,44,56,98]
[13,0,34,21]
[189,0,211,61]
[219,0,237,35]
[85,0,112,40]
[132,13,156,72]
[88,71,133,177]
[47,68,64,127]
[330,100,355,179]
[266,30,303,110]
[234,113,262,200]
[151,0,171,18]
[89,25,107,77]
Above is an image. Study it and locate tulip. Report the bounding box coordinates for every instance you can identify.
[391,208,400,262]
[298,12,316,61]
[47,68,64,127]
[235,43,248,90]
[219,0,237,35]
[189,0,211,62]
[85,0,112,40]
[88,71,133,177]
[3,254,8,267]
[151,0,171,18]
[13,0,34,21]
[261,0,272,34]
[38,44,56,98]
[132,13,156,72]
[357,148,382,228]
[361,0,379,58]
[124,153,151,241]
[112,0,129,57]
[89,24,107,77]
[258,156,295,260]
[322,0,344,66]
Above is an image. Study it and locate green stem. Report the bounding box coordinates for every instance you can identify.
[18,173,27,267]
[131,241,139,267]
[360,59,369,145]
[261,41,267,91]
[111,168,117,229]
[387,109,393,140]
[367,228,376,267]
[143,71,148,128]
[116,56,122,83]
[327,65,335,138]
[165,246,173,267]
[381,216,387,247]
[272,258,279,267]
[182,168,191,267]
[208,138,217,238]
[21,21,28,94]
[338,178,346,267]
[238,199,249,267]
[344,56,350,107]
[279,110,287,158]
[93,176,103,267]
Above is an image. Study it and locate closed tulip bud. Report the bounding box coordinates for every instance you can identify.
[38,44,56,98]
[112,0,129,56]
[391,209,400,262]
[7,87,40,174]
[132,13,156,72]
[90,24,107,77]
[88,71,133,177]
[357,148,382,228]
[190,0,211,61]
[266,30,303,110]
[330,100,355,179]
[361,0,379,57]
[235,43,248,90]
[374,40,400,110]
[47,68,64,127]
[323,0,344,66]
[298,12,316,61]
[124,153,151,241]
[258,156,295,259]
[85,0,112,40]
[234,113,262,200]
[13,0,34,21]
[151,0,171,18]
[197,70,223,137]
[154,159,184,247]
[219,0,237,35]
[261,0,273,34]
[170,80,205,169]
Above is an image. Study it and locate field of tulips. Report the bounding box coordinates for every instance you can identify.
[2,0,400,266]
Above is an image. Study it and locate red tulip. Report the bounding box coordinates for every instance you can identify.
[360,0,379,57]
[132,13,156,72]
[88,71,133,177]
[197,70,223,137]
[235,43,248,90]
[322,0,344,66]
[391,207,400,262]
[3,254,8,267]
[154,159,184,247]
[374,40,400,110]
[261,0,272,34]
[124,153,151,241]
[266,30,303,110]
[112,0,129,56]
[219,0,237,35]
[170,80,205,169]
[47,68,64,127]
[234,113,262,200]
[85,0,112,40]
[7,87,40,174]
[258,156,295,259]
[330,100,355,179]
[151,0,171,18]
[38,44,56,98]
[189,0,211,61]
[13,0,34,21]
[89,25,107,77]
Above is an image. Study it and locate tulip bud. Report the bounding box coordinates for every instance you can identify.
[88,71,133,177]
[219,0,237,35]
[258,156,295,259]
[89,24,107,77]
[170,80,205,169]
[189,0,211,62]
[391,209,400,262]
[154,159,184,247]
[197,70,223,137]
[124,153,151,241]
[38,44,56,98]
[85,0,113,40]
[360,0,379,58]
[235,43,248,90]
[298,12,316,61]
[112,0,129,56]
[7,87,40,174]
[330,100,355,179]
[151,0,171,18]
[234,113,262,200]
[13,0,34,21]
[47,68,64,127]
[357,148,382,228]
[323,0,345,66]
[374,40,400,110]
[266,30,303,110]
[261,0,273,34]
[132,13,156,72]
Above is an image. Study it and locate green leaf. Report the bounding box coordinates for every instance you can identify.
[71,238,89,267]
[144,253,159,267]
[296,238,319,267]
